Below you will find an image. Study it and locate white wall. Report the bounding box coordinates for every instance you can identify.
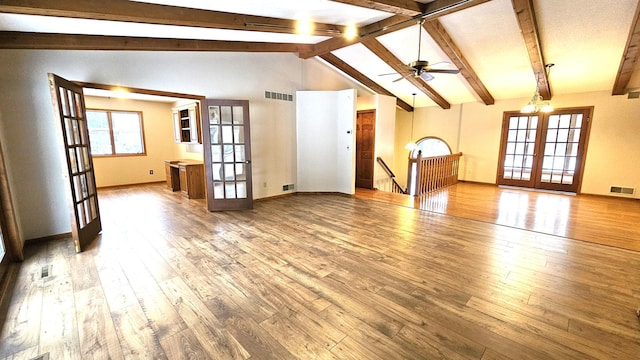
[296,89,356,194]
[0,50,372,241]
[393,91,640,198]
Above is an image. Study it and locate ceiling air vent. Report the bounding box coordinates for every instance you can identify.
[610,186,635,195]
[628,91,640,99]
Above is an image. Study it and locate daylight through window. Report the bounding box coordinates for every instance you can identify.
[87,110,145,156]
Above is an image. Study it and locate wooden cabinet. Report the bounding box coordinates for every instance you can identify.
[172,102,201,144]
[164,160,204,199]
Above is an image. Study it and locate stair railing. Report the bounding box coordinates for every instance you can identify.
[376,157,407,194]
[407,152,463,196]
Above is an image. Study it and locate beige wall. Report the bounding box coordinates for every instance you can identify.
[394,90,640,198]
[85,96,179,187]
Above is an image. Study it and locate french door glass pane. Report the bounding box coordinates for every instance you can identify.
[503,115,537,180]
[209,105,246,200]
[539,113,584,185]
[211,145,222,162]
[233,106,244,124]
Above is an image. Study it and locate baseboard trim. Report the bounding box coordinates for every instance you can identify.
[254,193,295,202]
[295,191,354,198]
[97,181,165,190]
[25,232,72,245]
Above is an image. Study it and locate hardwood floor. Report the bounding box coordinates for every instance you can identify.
[1,183,639,359]
[356,182,640,252]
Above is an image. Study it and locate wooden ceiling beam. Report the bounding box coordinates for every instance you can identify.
[300,15,411,59]
[0,32,314,53]
[612,1,640,95]
[423,20,494,105]
[511,0,551,100]
[299,0,492,59]
[319,52,413,111]
[362,38,451,109]
[0,0,344,37]
[329,0,424,16]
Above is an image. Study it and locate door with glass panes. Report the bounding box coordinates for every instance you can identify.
[497,107,593,193]
[202,99,253,211]
[48,73,102,252]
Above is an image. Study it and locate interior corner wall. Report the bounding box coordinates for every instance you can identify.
[0,50,359,241]
[296,89,356,195]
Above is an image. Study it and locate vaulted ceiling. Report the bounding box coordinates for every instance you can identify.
[1,0,639,110]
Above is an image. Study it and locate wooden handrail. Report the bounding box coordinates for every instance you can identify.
[407,152,463,196]
[376,157,396,178]
[376,157,407,194]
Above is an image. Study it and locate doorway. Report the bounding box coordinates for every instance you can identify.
[497,107,593,193]
[355,110,375,189]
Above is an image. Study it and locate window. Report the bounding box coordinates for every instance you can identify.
[410,137,452,158]
[86,110,145,156]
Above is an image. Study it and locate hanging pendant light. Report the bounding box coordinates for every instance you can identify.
[405,93,418,151]
[521,64,554,113]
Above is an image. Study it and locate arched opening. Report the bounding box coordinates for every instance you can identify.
[408,137,452,195]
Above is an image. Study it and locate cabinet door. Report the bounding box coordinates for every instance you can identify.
[172,110,181,143]
[188,104,199,144]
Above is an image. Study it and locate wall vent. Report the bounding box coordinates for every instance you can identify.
[282,184,295,191]
[610,186,635,195]
[265,91,293,102]
[628,91,640,99]
[41,265,52,279]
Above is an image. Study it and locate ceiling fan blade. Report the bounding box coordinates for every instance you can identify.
[428,61,451,68]
[379,72,400,76]
[393,72,413,82]
[425,69,460,74]
[420,72,435,82]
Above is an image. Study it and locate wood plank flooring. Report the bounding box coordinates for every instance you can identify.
[1,183,639,359]
[356,182,640,251]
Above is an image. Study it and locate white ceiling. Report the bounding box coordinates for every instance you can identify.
[1,0,638,108]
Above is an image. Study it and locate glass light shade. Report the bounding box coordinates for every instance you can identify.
[540,103,554,112]
[520,103,536,113]
[405,141,418,151]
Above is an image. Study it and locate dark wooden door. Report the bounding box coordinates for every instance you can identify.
[48,73,101,252]
[497,108,593,193]
[202,99,253,211]
[356,110,375,189]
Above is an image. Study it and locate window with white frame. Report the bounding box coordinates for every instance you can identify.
[86,109,146,156]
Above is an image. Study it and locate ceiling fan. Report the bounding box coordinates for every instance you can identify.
[380,20,460,82]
